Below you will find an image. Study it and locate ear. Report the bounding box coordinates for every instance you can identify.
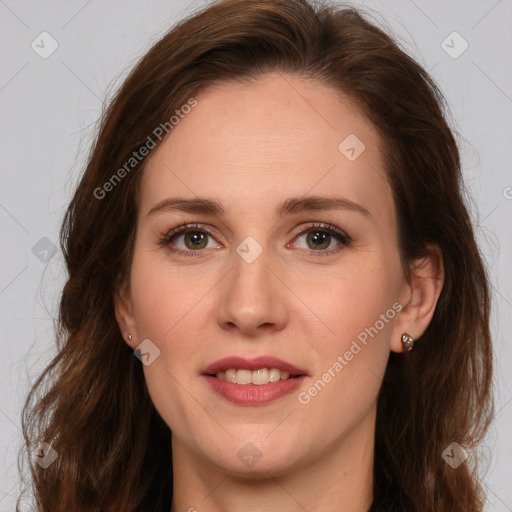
[113,272,138,348]
[390,244,444,353]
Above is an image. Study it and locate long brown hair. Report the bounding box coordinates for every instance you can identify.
[18,1,494,510]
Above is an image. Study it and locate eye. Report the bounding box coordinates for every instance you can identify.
[289,223,352,256]
[158,222,352,258]
[158,224,220,257]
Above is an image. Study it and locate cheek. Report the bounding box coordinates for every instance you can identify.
[129,245,213,340]
[128,251,208,430]
[128,245,217,378]
[301,256,400,347]
[295,257,399,411]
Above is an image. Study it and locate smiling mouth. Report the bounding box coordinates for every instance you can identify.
[208,368,304,385]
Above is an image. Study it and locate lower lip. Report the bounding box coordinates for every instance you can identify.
[203,375,306,405]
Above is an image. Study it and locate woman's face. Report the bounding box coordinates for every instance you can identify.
[117,73,411,477]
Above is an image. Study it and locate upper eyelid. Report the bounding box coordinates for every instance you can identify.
[164,222,346,236]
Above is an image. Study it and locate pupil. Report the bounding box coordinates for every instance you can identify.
[186,232,207,250]
[308,231,330,250]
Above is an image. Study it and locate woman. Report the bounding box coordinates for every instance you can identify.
[18,0,494,510]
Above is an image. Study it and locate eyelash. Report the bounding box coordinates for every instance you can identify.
[157,222,352,258]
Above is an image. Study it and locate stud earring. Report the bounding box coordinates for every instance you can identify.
[128,333,133,345]
[401,333,415,351]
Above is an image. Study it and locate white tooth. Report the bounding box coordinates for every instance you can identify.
[251,368,270,385]
[216,368,293,384]
[268,368,281,383]
[236,369,252,385]
[225,369,237,383]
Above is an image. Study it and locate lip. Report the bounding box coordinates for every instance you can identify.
[202,356,308,376]
[203,374,307,405]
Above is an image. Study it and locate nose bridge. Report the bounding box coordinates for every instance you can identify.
[230,234,273,307]
[216,232,288,334]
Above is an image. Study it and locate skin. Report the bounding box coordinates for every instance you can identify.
[114,73,444,512]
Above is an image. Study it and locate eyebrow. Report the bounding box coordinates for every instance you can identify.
[147,195,371,218]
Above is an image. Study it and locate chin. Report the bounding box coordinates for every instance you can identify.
[204,440,304,478]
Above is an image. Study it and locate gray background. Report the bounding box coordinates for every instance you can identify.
[0,0,511,510]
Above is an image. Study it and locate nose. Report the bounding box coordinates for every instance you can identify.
[216,241,288,337]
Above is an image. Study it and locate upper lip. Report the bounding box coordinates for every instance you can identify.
[202,356,308,376]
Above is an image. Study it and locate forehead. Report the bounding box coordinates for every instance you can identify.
[140,73,391,220]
